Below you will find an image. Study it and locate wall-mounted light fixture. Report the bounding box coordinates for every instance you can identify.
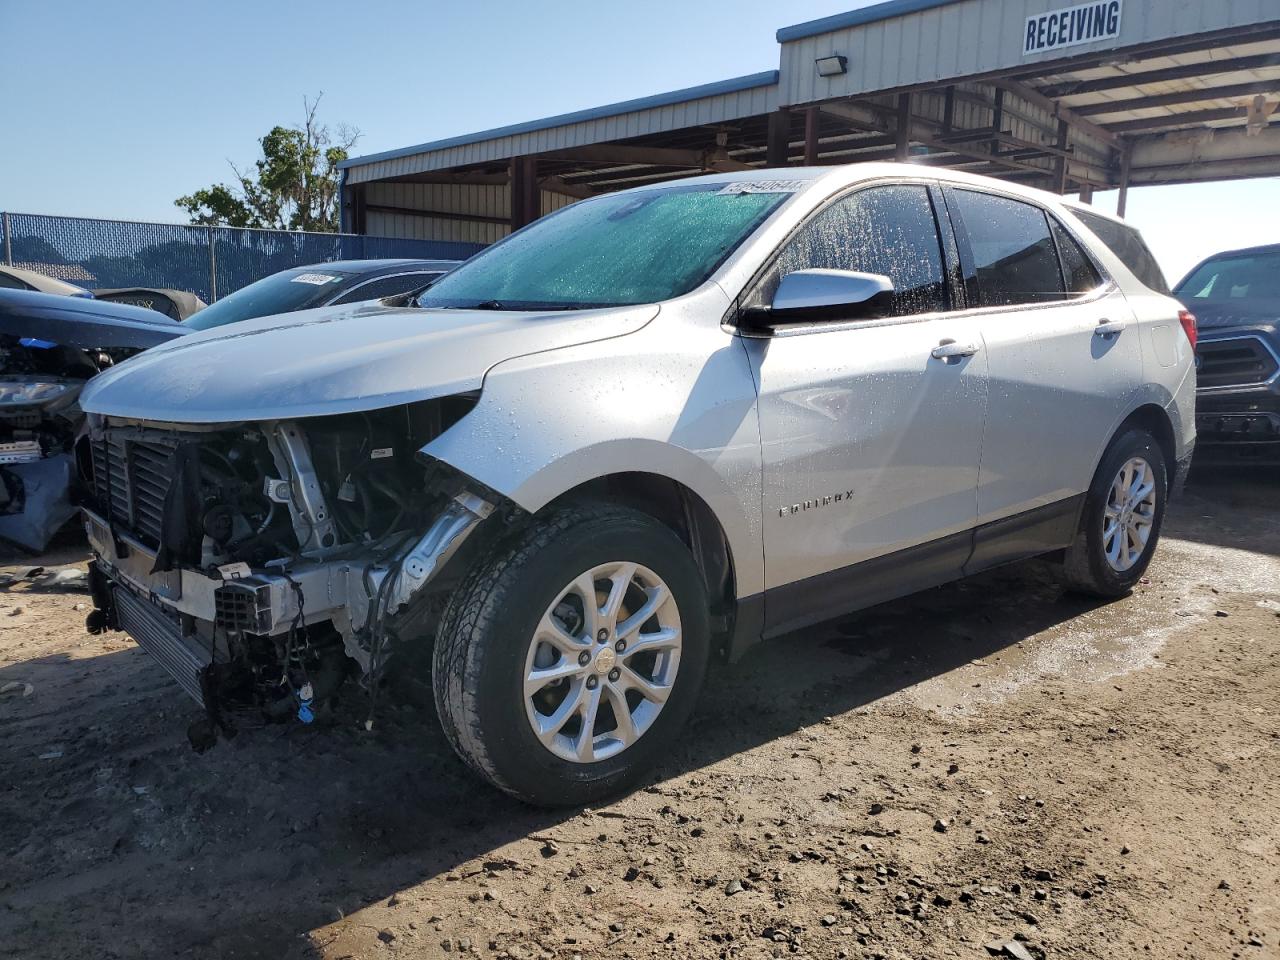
[815,54,848,78]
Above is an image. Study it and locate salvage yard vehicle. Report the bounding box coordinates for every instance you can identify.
[1173,243,1280,463]
[0,265,94,298]
[0,289,185,550]
[93,288,207,321]
[181,258,461,331]
[77,164,1195,806]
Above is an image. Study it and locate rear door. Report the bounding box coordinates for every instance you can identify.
[944,187,1141,558]
[740,181,989,636]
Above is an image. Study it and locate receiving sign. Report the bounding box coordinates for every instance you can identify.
[1024,0,1122,56]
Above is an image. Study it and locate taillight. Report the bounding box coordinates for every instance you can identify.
[1178,309,1197,349]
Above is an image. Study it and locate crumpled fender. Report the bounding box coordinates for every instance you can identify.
[422,293,766,597]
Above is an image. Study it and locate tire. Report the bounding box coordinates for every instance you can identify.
[432,502,711,806]
[1061,427,1168,598]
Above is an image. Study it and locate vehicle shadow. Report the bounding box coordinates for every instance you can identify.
[1173,463,1280,557]
[0,553,1116,959]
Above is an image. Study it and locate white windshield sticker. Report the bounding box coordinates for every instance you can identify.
[290,273,340,285]
[716,180,808,195]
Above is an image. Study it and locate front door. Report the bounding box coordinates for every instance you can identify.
[738,182,989,637]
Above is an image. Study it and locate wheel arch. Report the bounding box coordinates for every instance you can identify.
[1113,402,1178,486]
[541,471,743,659]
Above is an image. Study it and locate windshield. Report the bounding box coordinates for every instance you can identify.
[1175,250,1280,303]
[416,182,798,310]
[184,268,352,330]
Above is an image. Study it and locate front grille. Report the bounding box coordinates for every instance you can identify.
[90,430,180,547]
[1196,336,1280,390]
[114,585,210,706]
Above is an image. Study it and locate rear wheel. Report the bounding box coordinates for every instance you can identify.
[1061,427,1167,597]
[432,503,710,806]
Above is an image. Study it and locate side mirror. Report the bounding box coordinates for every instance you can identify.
[750,269,895,325]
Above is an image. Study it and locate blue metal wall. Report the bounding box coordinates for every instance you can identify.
[0,212,486,303]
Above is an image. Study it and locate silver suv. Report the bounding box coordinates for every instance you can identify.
[78,164,1196,805]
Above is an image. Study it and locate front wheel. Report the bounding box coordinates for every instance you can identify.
[432,503,710,806]
[1061,427,1168,598]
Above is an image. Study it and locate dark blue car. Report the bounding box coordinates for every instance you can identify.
[0,289,186,551]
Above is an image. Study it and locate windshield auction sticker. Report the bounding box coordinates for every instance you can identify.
[716,180,810,195]
[290,273,341,285]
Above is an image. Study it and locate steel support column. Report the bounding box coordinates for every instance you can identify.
[767,108,793,167]
[804,107,820,165]
[1116,142,1133,217]
[1053,119,1070,193]
[509,156,539,230]
[895,94,912,161]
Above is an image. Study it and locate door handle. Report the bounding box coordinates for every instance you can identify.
[931,339,981,361]
[1094,318,1127,336]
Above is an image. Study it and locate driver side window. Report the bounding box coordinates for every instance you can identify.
[750,183,948,318]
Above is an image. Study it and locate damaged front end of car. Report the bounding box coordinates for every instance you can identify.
[80,397,512,747]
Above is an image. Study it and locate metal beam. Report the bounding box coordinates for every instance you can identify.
[1039,52,1280,98]
[539,175,595,200]
[538,144,709,167]
[1105,106,1253,134]
[992,78,1122,148]
[365,203,508,226]
[1072,80,1280,117]
[388,171,510,186]
[1128,125,1280,184]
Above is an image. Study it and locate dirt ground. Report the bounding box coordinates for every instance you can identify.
[1,468,1277,960]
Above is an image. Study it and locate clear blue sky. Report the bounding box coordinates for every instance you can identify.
[1,0,1275,284]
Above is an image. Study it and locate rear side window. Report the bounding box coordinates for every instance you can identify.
[1049,219,1103,294]
[754,183,948,318]
[330,272,440,305]
[1072,209,1170,295]
[951,190,1063,307]
[0,272,30,290]
[1175,250,1280,302]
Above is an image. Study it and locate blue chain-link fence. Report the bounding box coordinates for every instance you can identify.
[0,212,485,303]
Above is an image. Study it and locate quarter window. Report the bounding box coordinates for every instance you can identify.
[952,190,1064,307]
[1049,218,1103,294]
[754,184,948,318]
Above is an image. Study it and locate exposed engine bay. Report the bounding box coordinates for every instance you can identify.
[81,396,504,747]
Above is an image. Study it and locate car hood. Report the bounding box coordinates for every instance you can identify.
[0,288,185,351]
[1181,299,1280,331]
[79,299,659,423]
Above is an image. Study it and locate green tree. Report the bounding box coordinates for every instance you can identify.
[176,95,359,232]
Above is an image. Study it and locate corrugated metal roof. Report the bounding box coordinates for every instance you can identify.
[340,70,779,173]
[777,0,964,43]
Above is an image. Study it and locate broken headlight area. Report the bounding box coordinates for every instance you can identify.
[81,396,503,744]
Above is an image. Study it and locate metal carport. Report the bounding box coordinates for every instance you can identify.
[339,0,1280,242]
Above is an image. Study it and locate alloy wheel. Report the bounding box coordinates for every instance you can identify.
[523,561,682,763]
[1102,456,1157,572]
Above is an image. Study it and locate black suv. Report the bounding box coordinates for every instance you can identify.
[1174,244,1280,463]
